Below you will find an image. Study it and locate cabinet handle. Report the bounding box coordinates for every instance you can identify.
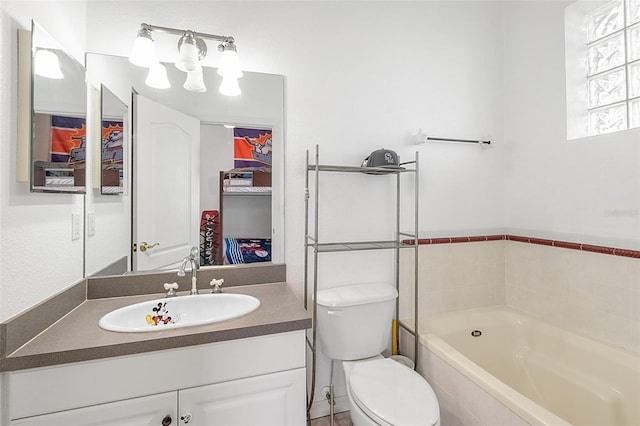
[161,414,172,425]
[180,412,193,424]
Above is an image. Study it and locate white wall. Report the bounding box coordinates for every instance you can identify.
[0,2,86,322]
[80,0,507,295]
[502,1,640,251]
[83,1,505,417]
[4,0,637,418]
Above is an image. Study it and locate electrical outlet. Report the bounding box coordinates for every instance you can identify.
[322,386,330,400]
[321,386,335,405]
[71,213,81,241]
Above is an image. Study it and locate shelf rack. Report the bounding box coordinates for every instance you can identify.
[303,145,420,424]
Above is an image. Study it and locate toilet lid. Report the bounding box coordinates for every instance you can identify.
[350,358,439,426]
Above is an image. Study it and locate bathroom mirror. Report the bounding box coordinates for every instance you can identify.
[100,84,127,195]
[85,53,284,275]
[30,20,87,193]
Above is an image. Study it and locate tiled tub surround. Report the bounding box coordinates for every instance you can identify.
[0,263,311,371]
[505,239,640,353]
[414,339,530,426]
[397,235,640,426]
[405,307,640,426]
[400,235,640,353]
[399,239,506,320]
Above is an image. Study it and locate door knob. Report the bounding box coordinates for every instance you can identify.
[139,241,160,252]
[161,414,172,425]
[180,412,192,424]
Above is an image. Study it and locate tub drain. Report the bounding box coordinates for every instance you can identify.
[471,329,482,337]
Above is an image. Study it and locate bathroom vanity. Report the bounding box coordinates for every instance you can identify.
[1,269,310,426]
[9,331,305,425]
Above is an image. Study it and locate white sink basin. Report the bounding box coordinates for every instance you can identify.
[98,293,261,332]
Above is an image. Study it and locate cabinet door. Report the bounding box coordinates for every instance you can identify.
[178,368,305,426]
[11,392,176,426]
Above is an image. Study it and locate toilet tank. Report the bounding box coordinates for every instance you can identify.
[316,282,398,361]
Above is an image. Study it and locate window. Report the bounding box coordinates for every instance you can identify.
[586,0,640,135]
[565,0,640,139]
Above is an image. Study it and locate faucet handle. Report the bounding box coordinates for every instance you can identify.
[210,278,224,293]
[163,282,179,297]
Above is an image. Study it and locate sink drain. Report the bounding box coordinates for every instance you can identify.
[471,329,482,337]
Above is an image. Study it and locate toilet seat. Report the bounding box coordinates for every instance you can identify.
[349,358,439,426]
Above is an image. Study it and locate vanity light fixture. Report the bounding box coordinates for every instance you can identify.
[129,23,242,95]
[34,49,64,79]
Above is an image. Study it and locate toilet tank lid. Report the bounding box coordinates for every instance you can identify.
[316,282,398,307]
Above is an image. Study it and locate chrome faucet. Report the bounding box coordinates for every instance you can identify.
[177,247,200,295]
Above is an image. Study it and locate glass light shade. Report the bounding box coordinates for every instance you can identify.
[35,49,64,79]
[183,69,207,92]
[145,62,171,89]
[218,75,241,96]
[217,49,243,78]
[129,35,157,68]
[176,41,200,72]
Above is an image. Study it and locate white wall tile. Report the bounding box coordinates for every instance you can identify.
[505,241,640,353]
[405,239,639,353]
[419,345,530,426]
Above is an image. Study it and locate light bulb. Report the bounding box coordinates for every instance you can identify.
[183,69,207,92]
[129,28,157,67]
[218,75,241,96]
[145,62,171,89]
[217,48,243,78]
[35,49,64,79]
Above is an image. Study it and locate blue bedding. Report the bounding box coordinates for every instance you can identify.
[224,238,271,264]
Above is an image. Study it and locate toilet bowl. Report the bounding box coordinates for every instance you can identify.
[343,357,440,426]
[316,283,440,426]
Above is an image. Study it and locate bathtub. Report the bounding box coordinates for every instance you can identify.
[415,306,640,426]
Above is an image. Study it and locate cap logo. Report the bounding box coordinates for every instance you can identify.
[384,152,394,163]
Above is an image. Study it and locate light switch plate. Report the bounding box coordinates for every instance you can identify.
[87,211,96,236]
[72,213,81,241]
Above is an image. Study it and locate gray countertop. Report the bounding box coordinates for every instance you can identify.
[2,283,311,371]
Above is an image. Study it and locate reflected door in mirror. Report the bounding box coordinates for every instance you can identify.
[133,95,200,271]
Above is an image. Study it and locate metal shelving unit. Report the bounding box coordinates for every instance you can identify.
[303,145,420,424]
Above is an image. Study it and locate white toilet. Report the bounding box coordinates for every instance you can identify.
[316,282,440,426]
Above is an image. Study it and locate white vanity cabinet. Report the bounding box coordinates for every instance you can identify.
[11,392,177,426]
[179,368,304,425]
[7,331,306,426]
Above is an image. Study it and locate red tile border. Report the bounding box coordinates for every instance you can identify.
[552,240,581,250]
[529,237,554,246]
[450,236,470,243]
[507,235,529,243]
[613,249,640,259]
[403,234,640,259]
[580,244,616,256]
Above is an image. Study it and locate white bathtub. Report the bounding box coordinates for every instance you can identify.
[417,306,640,426]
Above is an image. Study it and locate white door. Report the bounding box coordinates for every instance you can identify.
[133,95,200,271]
[178,368,306,425]
[11,392,176,426]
